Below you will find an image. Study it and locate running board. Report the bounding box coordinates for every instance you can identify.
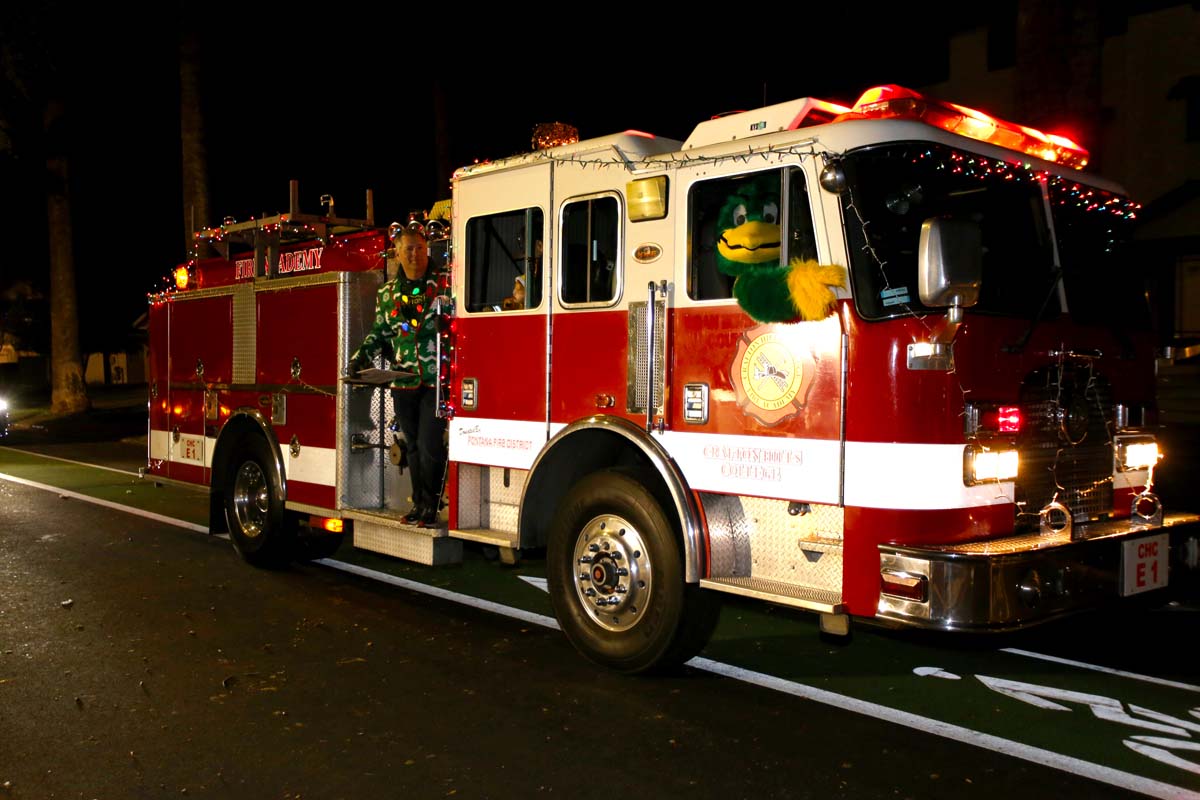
[345,509,460,566]
[700,577,845,614]
[451,528,519,549]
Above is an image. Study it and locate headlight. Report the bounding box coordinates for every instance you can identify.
[0,398,8,413]
[1116,436,1160,471]
[964,444,1019,485]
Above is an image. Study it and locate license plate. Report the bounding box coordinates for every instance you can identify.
[175,433,205,466]
[1121,533,1168,596]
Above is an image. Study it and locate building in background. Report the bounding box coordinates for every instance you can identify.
[925,1,1199,344]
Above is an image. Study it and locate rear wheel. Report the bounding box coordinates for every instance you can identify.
[547,470,720,674]
[224,435,293,567]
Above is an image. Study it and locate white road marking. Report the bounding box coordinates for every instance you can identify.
[317,562,1196,800]
[319,559,560,630]
[2,459,1197,799]
[913,666,962,680]
[690,657,1199,800]
[0,471,209,534]
[1003,648,1200,694]
[519,575,549,592]
[0,445,143,477]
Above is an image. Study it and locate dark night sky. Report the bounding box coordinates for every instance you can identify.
[2,4,994,351]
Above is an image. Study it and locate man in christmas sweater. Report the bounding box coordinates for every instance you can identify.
[349,227,449,527]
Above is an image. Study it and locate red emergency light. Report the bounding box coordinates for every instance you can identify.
[845,85,1089,170]
[965,402,1024,436]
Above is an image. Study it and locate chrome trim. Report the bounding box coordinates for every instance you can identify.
[645,281,657,432]
[433,296,445,417]
[219,408,287,502]
[524,415,703,582]
[875,512,1200,631]
[682,383,708,424]
[157,284,235,301]
[253,270,346,293]
[839,328,848,507]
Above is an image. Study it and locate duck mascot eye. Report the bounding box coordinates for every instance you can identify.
[715,173,846,323]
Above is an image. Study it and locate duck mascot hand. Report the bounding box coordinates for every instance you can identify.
[715,174,846,323]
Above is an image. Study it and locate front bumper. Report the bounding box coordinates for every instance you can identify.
[876,513,1200,630]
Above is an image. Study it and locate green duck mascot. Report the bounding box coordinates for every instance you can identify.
[715,173,846,323]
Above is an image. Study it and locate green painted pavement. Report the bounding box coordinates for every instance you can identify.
[3,446,1197,795]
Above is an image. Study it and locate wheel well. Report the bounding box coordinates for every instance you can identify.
[521,424,702,580]
[209,413,284,535]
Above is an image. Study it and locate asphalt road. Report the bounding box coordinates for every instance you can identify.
[0,474,1161,800]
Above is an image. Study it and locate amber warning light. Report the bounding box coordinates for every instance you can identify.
[173,266,190,290]
[846,85,1089,170]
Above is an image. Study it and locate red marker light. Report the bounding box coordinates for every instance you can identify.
[998,406,1022,433]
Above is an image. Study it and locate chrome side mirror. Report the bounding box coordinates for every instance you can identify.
[908,218,983,371]
[919,217,982,309]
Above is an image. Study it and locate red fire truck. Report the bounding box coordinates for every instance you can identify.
[148,84,1200,673]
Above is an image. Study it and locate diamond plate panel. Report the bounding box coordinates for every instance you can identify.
[740,497,844,542]
[456,465,526,534]
[487,467,526,505]
[457,464,483,528]
[353,519,461,565]
[485,502,520,534]
[338,271,389,510]
[231,284,256,384]
[701,493,844,594]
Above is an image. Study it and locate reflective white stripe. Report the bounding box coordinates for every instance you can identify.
[844,441,1011,510]
[449,417,548,470]
[149,429,336,487]
[149,429,170,461]
[659,430,841,504]
[149,429,215,469]
[284,444,336,487]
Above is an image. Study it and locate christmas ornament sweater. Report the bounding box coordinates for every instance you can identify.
[351,270,445,389]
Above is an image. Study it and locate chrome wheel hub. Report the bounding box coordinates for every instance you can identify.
[233,461,269,539]
[572,514,652,632]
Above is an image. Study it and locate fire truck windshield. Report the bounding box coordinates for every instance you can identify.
[840,143,1149,329]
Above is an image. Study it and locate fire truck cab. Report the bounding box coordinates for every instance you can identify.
[149,85,1200,674]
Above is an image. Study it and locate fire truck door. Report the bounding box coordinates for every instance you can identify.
[164,294,232,484]
[548,190,672,430]
[450,163,552,468]
[657,163,845,505]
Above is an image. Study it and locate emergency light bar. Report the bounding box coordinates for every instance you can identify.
[845,85,1090,170]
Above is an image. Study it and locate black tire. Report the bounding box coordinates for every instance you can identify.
[223,435,293,567]
[547,469,721,674]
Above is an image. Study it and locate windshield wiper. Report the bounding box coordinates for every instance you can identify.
[1003,267,1062,353]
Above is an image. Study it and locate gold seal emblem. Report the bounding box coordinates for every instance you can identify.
[731,325,816,426]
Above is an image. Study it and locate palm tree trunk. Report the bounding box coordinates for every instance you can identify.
[180,30,209,257]
[45,100,88,415]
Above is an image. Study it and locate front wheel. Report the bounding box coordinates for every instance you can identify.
[224,435,293,567]
[547,470,720,674]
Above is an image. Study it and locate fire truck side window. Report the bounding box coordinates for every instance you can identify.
[464,208,544,313]
[560,195,620,306]
[687,168,818,301]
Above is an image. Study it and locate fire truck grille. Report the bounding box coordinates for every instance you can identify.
[1014,364,1114,529]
